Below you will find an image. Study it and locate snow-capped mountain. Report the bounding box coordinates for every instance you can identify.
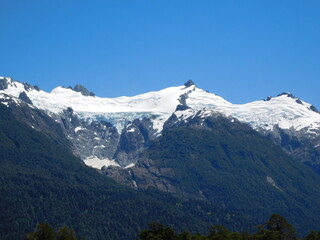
[1,77,319,132]
[1,76,319,170]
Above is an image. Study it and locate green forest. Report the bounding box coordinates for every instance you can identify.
[25,214,320,240]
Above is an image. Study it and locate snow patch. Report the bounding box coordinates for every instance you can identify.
[93,145,105,149]
[266,176,282,191]
[74,126,84,133]
[126,125,136,132]
[132,180,138,188]
[174,108,195,121]
[84,156,120,169]
[0,101,9,107]
[124,163,135,169]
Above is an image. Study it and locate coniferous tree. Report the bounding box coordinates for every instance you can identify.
[208,225,230,240]
[303,231,320,240]
[56,226,77,240]
[25,223,55,240]
[25,224,78,240]
[254,214,296,240]
[138,222,178,240]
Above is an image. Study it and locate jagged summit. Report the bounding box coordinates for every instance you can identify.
[266,92,297,101]
[0,77,40,92]
[265,92,319,113]
[69,84,95,97]
[277,92,295,98]
[184,80,195,87]
[0,77,8,90]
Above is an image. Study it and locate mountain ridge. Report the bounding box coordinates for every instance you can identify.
[1,76,319,170]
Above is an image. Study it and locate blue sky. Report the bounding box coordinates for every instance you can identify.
[1,0,319,108]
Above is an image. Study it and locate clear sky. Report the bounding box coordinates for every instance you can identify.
[1,0,319,108]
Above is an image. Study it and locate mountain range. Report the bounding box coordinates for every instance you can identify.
[1,76,320,239]
[1,77,319,169]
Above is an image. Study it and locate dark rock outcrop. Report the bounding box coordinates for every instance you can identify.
[0,78,8,90]
[23,82,40,91]
[19,91,33,104]
[72,84,95,97]
[310,105,319,113]
[184,80,195,87]
[175,104,191,111]
[113,118,157,166]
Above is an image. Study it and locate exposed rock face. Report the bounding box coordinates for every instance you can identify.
[277,92,296,98]
[45,107,159,166]
[102,155,190,197]
[0,77,40,92]
[114,124,147,166]
[184,80,195,87]
[175,104,191,111]
[0,78,8,90]
[114,118,157,166]
[56,107,120,160]
[19,91,33,104]
[264,126,320,173]
[71,84,95,97]
[23,82,40,91]
[310,105,319,113]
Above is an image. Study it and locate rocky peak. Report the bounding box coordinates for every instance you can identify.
[0,77,16,90]
[0,78,8,91]
[275,93,320,112]
[269,92,305,105]
[70,84,95,97]
[175,104,191,111]
[0,77,41,92]
[277,92,296,99]
[184,80,195,87]
[18,92,33,104]
[310,105,319,113]
[23,82,40,92]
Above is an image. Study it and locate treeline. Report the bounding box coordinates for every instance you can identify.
[26,214,320,240]
[138,214,320,240]
[25,224,77,240]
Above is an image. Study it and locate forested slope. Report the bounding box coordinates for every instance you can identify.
[0,104,244,240]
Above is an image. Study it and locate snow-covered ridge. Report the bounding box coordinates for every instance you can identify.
[1,77,320,134]
[186,92,320,132]
[0,77,196,133]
